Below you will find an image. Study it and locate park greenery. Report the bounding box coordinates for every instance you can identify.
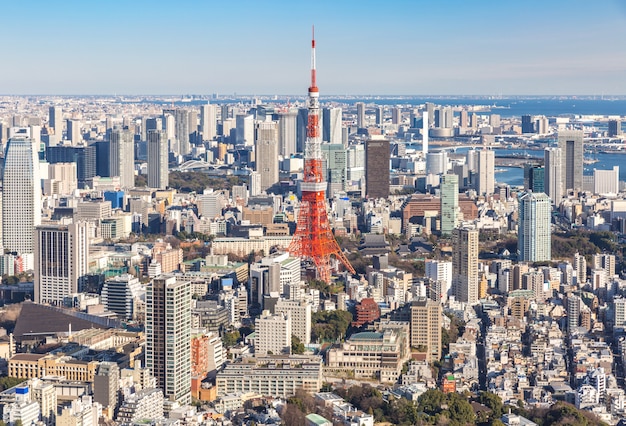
[310,310,352,343]
[168,171,244,193]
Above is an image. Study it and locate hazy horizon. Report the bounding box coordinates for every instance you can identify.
[3,0,626,96]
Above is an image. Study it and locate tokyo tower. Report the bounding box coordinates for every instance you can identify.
[288,28,355,283]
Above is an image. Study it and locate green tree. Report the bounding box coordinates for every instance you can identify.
[479,391,504,418]
[222,330,241,348]
[0,377,26,391]
[291,335,305,354]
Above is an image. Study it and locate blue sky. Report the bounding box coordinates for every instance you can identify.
[2,0,626,95]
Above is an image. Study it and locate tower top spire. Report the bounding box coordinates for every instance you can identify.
[309,25,318,93]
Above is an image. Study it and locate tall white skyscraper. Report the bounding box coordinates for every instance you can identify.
[255,121,279,192]
[518,191,552,262]
[452,227,479,305]
[48,106,63,136]
[322,107,342,145]
[200,104,217,141]
[146,276,192,405]
[34,221,92,305]
[278,110,297,157]
[544,147,563,205]
[236,114,254,146]
[109,128,135,189]
[422,110,429,156]
[476,149,495,196]
[147,130,168,189]
[440,174,459,236]
[2,128,41,263]
[558,130,584,193]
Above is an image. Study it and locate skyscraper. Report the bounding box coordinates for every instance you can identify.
[48,106,62,136]
[147,130,168,189]
[278,110,297,157]
[34,221,91,305]
[521,115,534,133]
[200,104,217,141]
[608,119,621,137]
[2,128,41,262]
[558,130,584,193]
[321,144,347,197]
[544,147,563,205]
[365,139,390,199]
[109,128,135,189]
[255,121,279,192]
[66,119,81,145]
[46,145,96,189]
[235,114,254,146]
[518,191,552,262]
[452,227,479,305]
[146,275,192,405]
[322,107,342,144]
[410,298,442,362]
[524,164,545,193]
[476,149,495,196]
[440,174,459,236]
[356,102,365,128]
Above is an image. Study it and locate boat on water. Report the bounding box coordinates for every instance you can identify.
[583,158,599,165]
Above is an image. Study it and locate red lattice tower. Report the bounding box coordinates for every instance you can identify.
[289,28,355,283]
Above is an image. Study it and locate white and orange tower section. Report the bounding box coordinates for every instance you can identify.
[289,28,355,283]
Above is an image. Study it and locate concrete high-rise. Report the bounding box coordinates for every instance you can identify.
[524,164,545,193]
[452,227,479,305]
[48,106,63,136]
[322,107,342,144]
[147,130,168,189]
[476,149,495,196]
[146,275,192,405]
[321,144,347,197]
[608,119,621,137]
[34,221,91,305]
[558,130,584,193]
[2,129,41,261]
[255,121,279,192]
[521,115,534,133]
[365,139,390,199]
[109,128,135,189]
[544,147,563,205]
[410,298,442,362]
[66,119,81,145]
[356,102,365,128]
[440,174,459,236]
[46,145,96,189]
[278,110,297,157]
[255,310,292,355]
[235,114,254,146]
[200,104,217,141]
[518,192,552,262]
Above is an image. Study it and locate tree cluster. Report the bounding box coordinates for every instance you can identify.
[416,389,476,425]
[168,171,244,193]
[311,310,352,343]
[506,401,608,426]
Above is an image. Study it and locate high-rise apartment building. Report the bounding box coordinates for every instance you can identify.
[200,104,217,141]
[518,192,552,262]
[558,130,584,193]
[34,221,91,305]
[255,121,279,192]
[476,149,495,196]
[255,310,291,356]
[544,147,563,205]
[440,174,459,236]
[109,128,135,189]
[147,130,168,189]
[275,298,311,345]
[2,129,41,260]
[146,275,192,405]
[574,252,587,286]
[410,298,442,362]
[452,227,479,305]
[365,139,390,199]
